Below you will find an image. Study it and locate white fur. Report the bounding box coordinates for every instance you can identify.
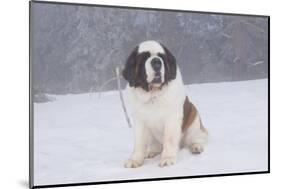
[182,113,208,147]
[138,40,165,54]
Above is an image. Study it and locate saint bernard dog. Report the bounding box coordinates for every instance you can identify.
[122,40,208,168]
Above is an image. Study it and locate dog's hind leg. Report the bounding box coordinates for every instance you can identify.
[183,113,208,154]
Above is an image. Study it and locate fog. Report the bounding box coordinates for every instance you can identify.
[31,2,268,95]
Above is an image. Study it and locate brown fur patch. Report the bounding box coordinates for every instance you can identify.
[182,96,205,133]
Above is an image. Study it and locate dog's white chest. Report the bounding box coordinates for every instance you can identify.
[135,94,175,142]
[126,73,186,143]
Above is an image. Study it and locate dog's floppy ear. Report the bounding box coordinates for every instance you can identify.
[159,44,177,81]
[122,46,138,87]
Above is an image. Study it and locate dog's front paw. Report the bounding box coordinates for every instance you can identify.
[159,157,176,167]
[124,159,143,168]
[190,143,204,154]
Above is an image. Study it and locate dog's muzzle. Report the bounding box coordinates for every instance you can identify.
[151,57,162,84]
[152,72,162,83]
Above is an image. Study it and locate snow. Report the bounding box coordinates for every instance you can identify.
[33,79,268,186]
[249,61,264,66]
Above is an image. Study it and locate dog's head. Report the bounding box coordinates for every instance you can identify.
[122,40,177,91]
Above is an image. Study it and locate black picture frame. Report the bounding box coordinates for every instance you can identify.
[29,1,270,188]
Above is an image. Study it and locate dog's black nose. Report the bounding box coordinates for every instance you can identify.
[151,57,162,72]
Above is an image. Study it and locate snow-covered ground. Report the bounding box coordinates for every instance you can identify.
[34,79,268,185]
